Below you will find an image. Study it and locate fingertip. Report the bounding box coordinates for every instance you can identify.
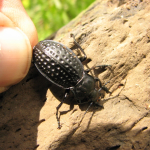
[0,86,10,93]
[0,27,32,89]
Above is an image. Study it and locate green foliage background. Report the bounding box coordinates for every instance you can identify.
[22,0,95,41]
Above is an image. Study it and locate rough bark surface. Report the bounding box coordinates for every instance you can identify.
[0,0,150,150]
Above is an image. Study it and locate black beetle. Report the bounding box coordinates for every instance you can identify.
[33,34,111,129]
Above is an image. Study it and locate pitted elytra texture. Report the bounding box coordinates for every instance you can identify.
[33,40,83,88]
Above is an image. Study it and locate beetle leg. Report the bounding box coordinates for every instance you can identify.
[94,78,111,93]
[84,65,96,73]
[93,101,104,108]
[94,65,111,68]
[94,77,102,88]
[56,89,70,129]
[101,85,111,94]
[70,33,87,62]
[98,80,111,94]
[84,64,111,73]
[78,102,93,126]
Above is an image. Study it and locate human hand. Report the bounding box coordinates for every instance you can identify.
[0,0,38,93]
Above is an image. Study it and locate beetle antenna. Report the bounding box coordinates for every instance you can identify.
[70,33,87,62]
[78,101,93,126]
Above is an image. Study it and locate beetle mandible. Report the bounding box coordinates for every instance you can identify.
[33,34,111,129]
